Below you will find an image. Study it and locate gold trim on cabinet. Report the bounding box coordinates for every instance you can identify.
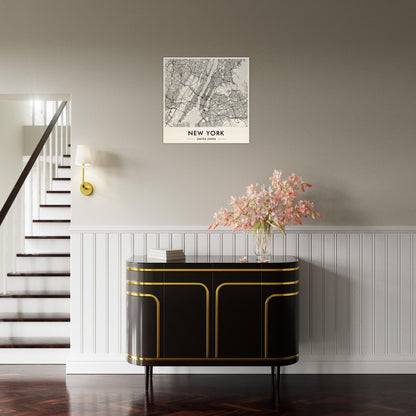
[127,267,299,272]
[264,291,300,357]
[126,291,160,358]
[126,280,210,357]
[214,282,299,357]
[127,353,299,362]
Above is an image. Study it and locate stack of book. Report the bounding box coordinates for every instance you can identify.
[147,248,185,262]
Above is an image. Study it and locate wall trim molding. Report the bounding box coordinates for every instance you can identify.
[70,225,416,233]
[69,226,416,374]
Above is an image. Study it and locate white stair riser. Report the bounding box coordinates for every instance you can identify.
[61,157,71,167]
[52,180,71,191]
[16,257,70,273]
[57,168,71,179]
[46,193,71,205]
[32,222,70,236]
[39,206,71,220]
[0,322,69,338]
[0,349,69,364]
[0,298,69,314]
[6,277,69,292]
[25,239,70,253]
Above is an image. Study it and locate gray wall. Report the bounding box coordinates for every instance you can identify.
[0,0,415,226]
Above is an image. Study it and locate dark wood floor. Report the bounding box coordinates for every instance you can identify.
[0,365,415,415]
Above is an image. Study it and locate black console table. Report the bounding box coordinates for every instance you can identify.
[126,255,299,391]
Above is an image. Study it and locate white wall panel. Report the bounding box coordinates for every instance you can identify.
[68,226,416,374]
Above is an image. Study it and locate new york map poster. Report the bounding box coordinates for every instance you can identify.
[163,57,249,143]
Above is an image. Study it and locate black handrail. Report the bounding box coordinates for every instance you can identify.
[0,101,68,226]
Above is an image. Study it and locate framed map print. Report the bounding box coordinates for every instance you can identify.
[163,57,249,143]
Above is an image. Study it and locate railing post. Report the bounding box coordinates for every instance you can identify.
[49,124,53,191]
[54,102,58,178]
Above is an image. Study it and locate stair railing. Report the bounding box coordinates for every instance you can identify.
[0,100,69,294]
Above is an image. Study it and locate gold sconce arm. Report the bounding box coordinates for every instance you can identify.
[80,164,93,196]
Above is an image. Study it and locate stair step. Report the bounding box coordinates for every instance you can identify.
[39,205,70,220]
[33,219,71,223]
[7,272,70,277]
[0,296,69,314]
[0,337,70,348]
[32,220,70,236]
[46,191,71,204]
[63,154,71,158]
[5,275,69,292]
[24,237,70,253]
[25,236,70,239]
[52,179,70,191]
[0,313,70,322]
[15,256,70,273]
[0,321,69,337]
[16,253,70,257]
[0,291,69,298]
[40,204,71,208]
[57,167,71,178]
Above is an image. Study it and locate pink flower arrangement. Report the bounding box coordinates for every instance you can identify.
[209,170,321,235]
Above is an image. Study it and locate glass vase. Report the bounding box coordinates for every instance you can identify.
[253,223,272,261]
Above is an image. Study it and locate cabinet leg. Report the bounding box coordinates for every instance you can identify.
[276,365,280,397]
[145,366,150,391]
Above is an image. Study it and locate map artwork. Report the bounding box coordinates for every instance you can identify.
[163,57,249,143]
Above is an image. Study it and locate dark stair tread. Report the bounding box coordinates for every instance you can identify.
[0,337,70,348]
[16,253,70,257]
[25,236,70,239]
[7,272,70,277]
[0,313,70,322]
[46,191,71,194]
[40,204,71,208]
[52,178,70,181]
[63,154,71,157]
[58,165,71,169]
[33,219,71,223]
[0,291,70,298]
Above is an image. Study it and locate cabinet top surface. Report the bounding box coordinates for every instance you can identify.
[127,255,298,268]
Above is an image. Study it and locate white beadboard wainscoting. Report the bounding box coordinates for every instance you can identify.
[67,226,416,374]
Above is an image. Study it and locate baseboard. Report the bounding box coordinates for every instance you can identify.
[66,354,416,374]
[0,349,70,364]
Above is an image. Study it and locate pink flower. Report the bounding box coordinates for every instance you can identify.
[208,170,321,233]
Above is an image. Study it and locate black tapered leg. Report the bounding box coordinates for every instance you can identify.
[276,366,280,396]
[271,366,275,377]
[145,366,150,391]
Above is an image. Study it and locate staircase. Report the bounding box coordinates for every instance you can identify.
[0,101,71,363]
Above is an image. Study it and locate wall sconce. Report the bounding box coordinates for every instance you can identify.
[75,145,93,196]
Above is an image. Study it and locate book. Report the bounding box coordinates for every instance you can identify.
[148,249,184,255]
[148,248,185,261]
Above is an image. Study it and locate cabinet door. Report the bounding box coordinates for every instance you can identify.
[162,269,211,358]
[214,270,262,358]
[262,269,299,359]
[127,269,164,359]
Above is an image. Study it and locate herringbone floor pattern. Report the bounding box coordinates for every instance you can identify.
[0,366,415,415]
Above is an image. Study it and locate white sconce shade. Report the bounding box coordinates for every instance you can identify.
[75,145,92,166]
